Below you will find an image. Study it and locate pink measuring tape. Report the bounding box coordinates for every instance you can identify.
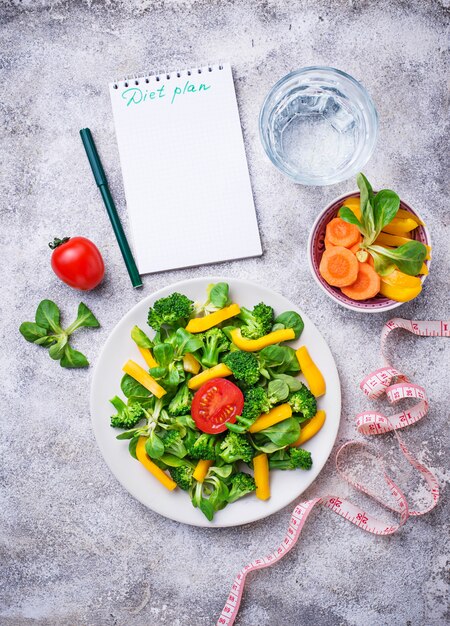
[217,318,449,626]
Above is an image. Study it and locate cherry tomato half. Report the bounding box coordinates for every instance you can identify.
[191,378,244,434]
[49,236,105,291]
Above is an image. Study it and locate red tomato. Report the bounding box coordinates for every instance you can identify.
[49,237,105,291]
[191,378,244,434]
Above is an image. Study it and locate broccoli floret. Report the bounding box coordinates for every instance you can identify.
[227,471,256,503]
[223,350,260,386]
[227,386,271,432]
[219,431,254,464]
[169,463,195,490]
[269,447,312,471]
[162,429,187,458]
[242,386,271,422]
[147,292,194,331]
[238,302,274,339]
[287,384,317,420]
[200,328,230,368]
[187,433,218,460]
[109,396,144,429]
[168,383,193,416]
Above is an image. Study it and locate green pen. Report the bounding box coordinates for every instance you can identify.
[79,128,143,288]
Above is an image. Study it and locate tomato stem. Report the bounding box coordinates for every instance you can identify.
[48,237,71,250]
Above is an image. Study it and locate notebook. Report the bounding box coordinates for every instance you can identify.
[109,63,262,274]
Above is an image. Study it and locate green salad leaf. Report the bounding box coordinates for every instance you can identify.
[209,282,230,308]
[35,299,62,333]
[60,344,89,368]
[131,325,153,349]
[20,300,99,369]
[19,322,49,343]
[121,373,150,398]
[368,241,427,276]
[372,189,400,241]
[273,311,304,339]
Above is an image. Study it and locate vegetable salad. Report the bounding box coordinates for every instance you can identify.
[109,283,326,521]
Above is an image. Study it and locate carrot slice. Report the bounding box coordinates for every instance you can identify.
[326,218,361,248]
[341,263,380,300]
[324,233,335,249]
[319,246,359,287]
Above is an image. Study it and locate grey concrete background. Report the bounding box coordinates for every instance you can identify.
[1,1,449,624]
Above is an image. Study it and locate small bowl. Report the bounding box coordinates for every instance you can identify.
[259,67,378,186]
[308,191,431,312]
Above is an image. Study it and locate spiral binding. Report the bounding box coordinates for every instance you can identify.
[112,63,224,89]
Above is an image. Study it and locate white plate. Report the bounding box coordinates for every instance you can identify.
[90,277,341,527]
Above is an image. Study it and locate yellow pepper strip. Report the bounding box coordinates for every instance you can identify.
[419,263,428,275]
[138,346,158,369]
[380,281,422,302]
[382,270,422,289]
[382,217,419,235]
[185,304,241,333]
[192,459,213,483]
[136,437,177,491]
[290,411,326,447]
[396,208,425,225]
[122,360,166,398]
[296,346,326,398]
[248,403,292,433]
[230,327,295,352]
[253,453,270,500]
[341,197,361,220]
[374,232,411,246]
[183,353,201,375]
[187,363,232,390]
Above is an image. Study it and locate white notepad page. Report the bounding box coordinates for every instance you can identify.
[109,63,262,274]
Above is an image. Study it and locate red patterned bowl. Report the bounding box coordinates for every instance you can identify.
[308,191,431,312]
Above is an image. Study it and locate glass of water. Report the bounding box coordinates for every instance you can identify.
[259,67,378,186]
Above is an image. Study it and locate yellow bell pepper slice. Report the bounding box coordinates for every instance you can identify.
[253,453,270,500]
[122,360,166,398]
[248,403,292,433]
[419,263,428,275]
[341,196,361,220]
[382,217,419,235]
[192,459,213,483]
[396,208,425,225]
[290,411,326,447]
[183,353,201,375]
[138,346,158,369]
[136,437,177,491]
[295,346,326,397]
[379,281,422,302]
[374,232,411,246]
[382,269,422,289]
[230,327,295,352]
[187,363,232,390]
[185,304,241,333]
